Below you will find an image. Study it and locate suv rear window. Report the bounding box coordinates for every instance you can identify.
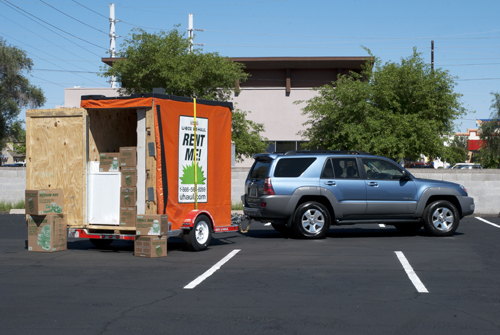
[249,160,272,180]
[274,158,316,177]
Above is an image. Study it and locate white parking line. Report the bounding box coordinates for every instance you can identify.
[379,224,386,228]
[395,251,429,293]
[184,249,241,289]
[475,217,500,228]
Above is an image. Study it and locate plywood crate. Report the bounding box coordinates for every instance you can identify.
[26,106,157,229]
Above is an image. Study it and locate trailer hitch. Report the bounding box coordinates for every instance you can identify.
[231,213,252,234]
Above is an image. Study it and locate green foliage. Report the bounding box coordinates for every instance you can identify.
[477,92,500,168]
[231,202,244,210]
[0,200,25,212]
[299,48,467,160]
[231,108,268,162]
[0,38,45,149]
[100,28,248,101]
[10,121,26,154]
[442,136,469,165]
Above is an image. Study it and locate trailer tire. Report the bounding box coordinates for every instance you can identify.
[89,239,113,249]
[183,214,212,251]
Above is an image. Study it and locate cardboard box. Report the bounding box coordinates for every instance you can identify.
[25,189,64,215]
[27,215,67,252]
[120,206,137,227]
[119,147,137,167]
[120,187,136,206]
[136,214,169,236]
[99,153,120,172]
[134,235,167,258]
[120,167,137,187]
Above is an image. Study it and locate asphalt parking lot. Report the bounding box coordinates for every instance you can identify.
[1,214,499,335]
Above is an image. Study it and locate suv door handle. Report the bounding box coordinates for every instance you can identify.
[324,181,336,186]
[367,182,379,187]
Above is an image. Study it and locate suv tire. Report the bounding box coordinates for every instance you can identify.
[423,200,459,236]
[293,202,331,239]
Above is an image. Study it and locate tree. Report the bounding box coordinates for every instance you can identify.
[0,38,45,152]
[10,121,26,154]
[443,135,468,165]
[477,92,500,168]
[101,28,249,101]
[101,28,266,161]
[298,48,467,161]
[231,109,268,162]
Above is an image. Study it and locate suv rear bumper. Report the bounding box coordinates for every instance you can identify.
[459,196,475,217]
[242,195,292,221]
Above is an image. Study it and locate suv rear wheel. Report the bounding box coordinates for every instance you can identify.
[423,200,459,236]
[293,202,331,239]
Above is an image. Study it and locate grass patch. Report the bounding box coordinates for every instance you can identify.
[231,202,243,210]
[0,200,25,212]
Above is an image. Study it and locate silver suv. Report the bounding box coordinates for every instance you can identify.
[242,151,475,239]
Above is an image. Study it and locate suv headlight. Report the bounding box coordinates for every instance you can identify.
[460,184,468,195]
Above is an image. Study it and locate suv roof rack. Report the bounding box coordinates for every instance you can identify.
[281,150,372,156]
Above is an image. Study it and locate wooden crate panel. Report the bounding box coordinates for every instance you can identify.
[26,114,85,226]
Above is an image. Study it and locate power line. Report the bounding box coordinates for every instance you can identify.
[39,0,108,35]
[71,0,107,19]
[2,0,107,52]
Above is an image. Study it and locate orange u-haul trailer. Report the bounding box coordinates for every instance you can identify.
[26,94,238,251]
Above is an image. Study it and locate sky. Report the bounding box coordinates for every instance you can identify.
[1,0,499,133]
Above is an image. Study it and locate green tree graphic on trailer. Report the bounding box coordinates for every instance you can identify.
[180,162,206,184]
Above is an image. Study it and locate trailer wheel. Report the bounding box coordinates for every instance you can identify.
[89,239,113,249]
[184,214,212,251]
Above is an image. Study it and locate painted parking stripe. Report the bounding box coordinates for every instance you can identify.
[379,224,386,228]
[184,249,241,289]
[476,217,500,228]
[395,251,429,293]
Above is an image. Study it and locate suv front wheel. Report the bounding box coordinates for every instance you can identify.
[293,202,331,239]
[423,200,460,236]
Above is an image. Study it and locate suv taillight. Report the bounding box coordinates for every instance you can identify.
[263,177,275,195]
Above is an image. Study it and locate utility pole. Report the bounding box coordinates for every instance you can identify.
[431,40,434,71]
[188,13,194,53]
[109,3,120,88]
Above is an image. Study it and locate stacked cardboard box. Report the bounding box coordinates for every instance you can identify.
[118,147,138,228]
[99,153,120,172]
[134,214,169,258]
[25,189,67,252]
[27,215,67,252]
[25,189,64,215]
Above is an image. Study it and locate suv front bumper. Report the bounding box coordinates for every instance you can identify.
[459,196,475,217]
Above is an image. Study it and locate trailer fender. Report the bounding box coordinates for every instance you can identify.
[182,210,214,231]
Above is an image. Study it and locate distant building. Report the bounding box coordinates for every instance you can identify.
[1,142,25,166]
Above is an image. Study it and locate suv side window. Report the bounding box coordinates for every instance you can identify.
[321,158,359,179]
[274,158,316,177]
[363,158,404,180]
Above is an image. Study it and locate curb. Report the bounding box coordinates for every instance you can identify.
[9,209,25,215]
